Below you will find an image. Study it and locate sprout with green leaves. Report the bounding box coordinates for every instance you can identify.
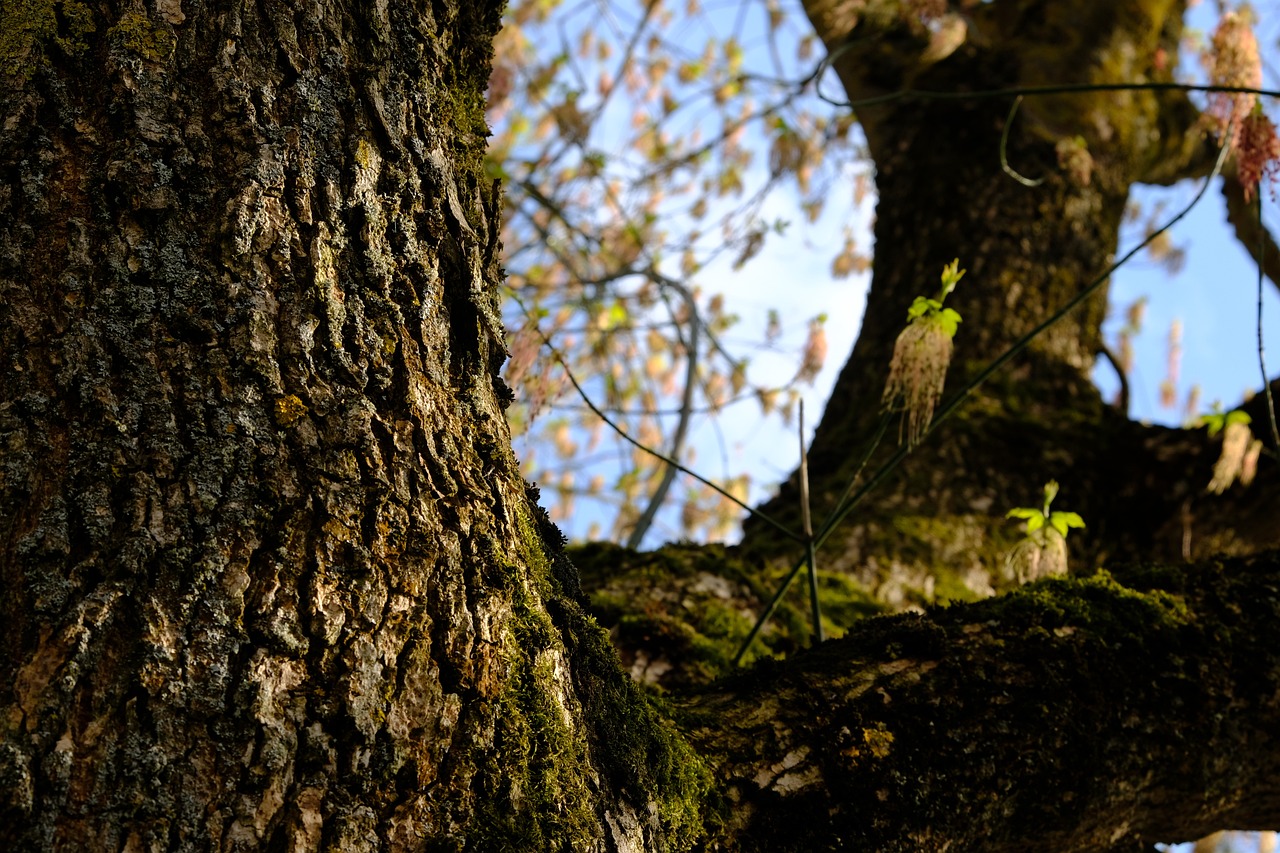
[1004,480,1085,584]
[1199,405,1261,494]
[882,259,964,447]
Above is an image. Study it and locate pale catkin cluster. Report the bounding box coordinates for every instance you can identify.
[882,316,953,447]
[1004,527,1069,585]
[1208,419,1262,494]
[1204,12,1262,147]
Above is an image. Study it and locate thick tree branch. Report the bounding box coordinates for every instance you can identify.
[678,552,1280,851]
[1222,165,1280,299]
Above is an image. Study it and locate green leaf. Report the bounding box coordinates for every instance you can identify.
[1007,507,1045,533]
[1225,410,1253,428]
[1200,414,1225,437]
[1197,404,1249,437]
[1049,511,1085,537]
[934,307,962,337]
[907,296,942,321]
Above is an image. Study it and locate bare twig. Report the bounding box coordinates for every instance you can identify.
[733,414,887,665]
[1223,164,1280,298]
[1097,340,1131,415]
[509,292,805,544]
[999,96,1044,188]
[799,401,823,645]
[626,282,700,548]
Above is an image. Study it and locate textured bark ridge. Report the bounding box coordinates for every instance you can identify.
[0,3,703,850]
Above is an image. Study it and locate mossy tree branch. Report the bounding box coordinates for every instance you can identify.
[674,551,1280,852]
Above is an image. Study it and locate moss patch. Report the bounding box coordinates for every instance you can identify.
[477,632,600,851]
[970,568,1192,637]
[0,0,95,80]
[573,541,886,685]
[473,504,713,850]
[273,395,309,428]
[107,9,174,62]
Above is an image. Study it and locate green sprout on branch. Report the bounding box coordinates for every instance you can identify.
[905,258,964,336]
[1198,404,1261,493]
[1004,480,1085,584]
[882,259,965,446]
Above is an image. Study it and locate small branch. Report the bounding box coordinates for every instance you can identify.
[509,292,805,545]
[999,96,1044,188]
[1223,164,1280,299]
[626,283,700,548]
[1097,340,1131,415]
[733,414,888,665]
[798,400,822,646]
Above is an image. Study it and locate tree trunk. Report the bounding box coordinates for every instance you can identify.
[7,2,1280,852]
[739,0,1279,607]
[0,4,703,849]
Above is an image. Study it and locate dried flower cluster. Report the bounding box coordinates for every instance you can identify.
[1208,418,1263,494]
[796,317,829,384]
[883,260,963,447]
[1200,12,1279,200]
[1005,527,1069,585]
[1237,109,1280,202]
[1203,11,1262,148]
[883,318,954,446]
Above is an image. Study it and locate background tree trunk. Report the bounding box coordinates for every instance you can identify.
[739,0,1279,609]
[0,3,703,849]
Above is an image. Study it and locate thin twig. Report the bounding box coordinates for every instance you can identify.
[509,292,805,544]
[999,96,1044,187]
[1097,340,1131,415]
[733,414,886,665]
[626,283,700,548]
[799,400,823,645]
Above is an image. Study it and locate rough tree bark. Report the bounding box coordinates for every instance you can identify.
[0,3,704,850]
[4,1,1280,852]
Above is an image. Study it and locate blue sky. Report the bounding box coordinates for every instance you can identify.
[501,0,1280,547]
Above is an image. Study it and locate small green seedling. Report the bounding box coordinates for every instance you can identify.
[1198,403,1261,493]
[1006,480,1086,539]
[1196,403,1251,437]
[1004,480,1085,584]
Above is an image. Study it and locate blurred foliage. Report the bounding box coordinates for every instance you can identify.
[488,0,1280,549]
[487,0,869,544]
